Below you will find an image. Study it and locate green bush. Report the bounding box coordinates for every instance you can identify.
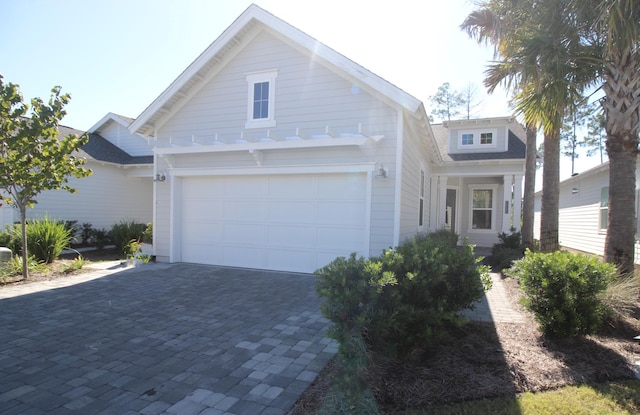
[0,255,45,279]
[0,224,22,254]
[491,228,525,271]
[110,220,147,255]
[141,222,153,244]
[90,228,111,250]
[316,232,490,362]
[505,250,616,337]
[365,235,490,359]
[26,216,72,263]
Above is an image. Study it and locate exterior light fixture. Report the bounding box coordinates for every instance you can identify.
[375,164,388,180]
[154,172,166,182]
[571,187,579,194]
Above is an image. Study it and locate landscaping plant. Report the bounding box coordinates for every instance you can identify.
[26,216,72,263]
[110,220,147,255]
[316,231,491,361]
[491,228,526,271]
[505,250,616,337]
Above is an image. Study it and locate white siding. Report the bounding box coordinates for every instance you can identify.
[26,163,153,230]
[534,160,640,264]
[99,121,153,156]
[398,112,432,244]
[0,205,14,229]
[154,29,400,262]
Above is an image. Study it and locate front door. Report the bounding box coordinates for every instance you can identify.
[445,188,457,233]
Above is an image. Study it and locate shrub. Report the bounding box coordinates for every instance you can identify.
[110,220,147,255]
[81,223,93,245]
[27,216,72,263]
[141,222,153,244]
[491,228,525,271]
[0,255,45,279]
[63,256,85,274]
[505,250,616,337]
[599,273,640,318]
[364,235,490,359]
[64,220,79,244]
[427,228,459,248]
[316,232,490,362]
[90,228,111,249]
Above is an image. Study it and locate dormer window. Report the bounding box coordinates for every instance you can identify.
[480,132,493,145]
[458,129,497,148]
[246,70,278,128]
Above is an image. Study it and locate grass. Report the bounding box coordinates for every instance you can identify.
[406,380,640,415]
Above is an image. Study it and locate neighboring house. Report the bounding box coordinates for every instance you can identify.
[0,113,154,232]
[533,158,640,264]
[126,4,526,273]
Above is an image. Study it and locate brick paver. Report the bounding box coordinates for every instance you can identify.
[0,263,336,414]
[461,273,526,323]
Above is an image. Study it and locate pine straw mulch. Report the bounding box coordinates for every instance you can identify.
[290,275,640,414]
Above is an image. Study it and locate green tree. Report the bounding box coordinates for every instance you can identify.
[429,82,464,122]
[463,0,598,252]
[583,109,607,164]
[587,0,640,274]
[0,76,92,279]
[561,100,597,175]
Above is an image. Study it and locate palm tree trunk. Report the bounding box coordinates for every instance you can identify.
[540,130,560,252]
[604,136,637,275]
[521,124,537,249]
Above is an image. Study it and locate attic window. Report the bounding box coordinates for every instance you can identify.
[458,129,497,148]
[246,70,278,129]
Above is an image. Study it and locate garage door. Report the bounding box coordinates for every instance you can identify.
[180,173,368,273]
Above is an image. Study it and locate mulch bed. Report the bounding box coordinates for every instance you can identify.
[1,248,123,286]
[290,275,640,414]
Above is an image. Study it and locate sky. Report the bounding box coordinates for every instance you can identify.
[1,0,605,184]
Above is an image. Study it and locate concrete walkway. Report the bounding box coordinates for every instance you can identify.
[460,273,526,323]
[0,263,336,415]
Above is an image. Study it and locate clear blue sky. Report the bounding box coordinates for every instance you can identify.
[2,0,603,181]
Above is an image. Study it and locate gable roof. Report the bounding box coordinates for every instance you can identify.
[430,119,526,162]
[88,112,135,134]
[129,3,422,136]
[58,125,153,165]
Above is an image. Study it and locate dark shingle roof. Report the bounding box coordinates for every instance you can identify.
[58,125,153,165]
[430,121,526,162]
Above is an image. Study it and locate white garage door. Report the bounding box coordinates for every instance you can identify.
[180,173,368,273]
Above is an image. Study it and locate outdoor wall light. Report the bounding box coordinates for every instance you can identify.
[571,187,579,194]
[154,172,167,182]
[375,164,388,180]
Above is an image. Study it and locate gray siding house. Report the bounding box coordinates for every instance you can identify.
[125,5,527,273]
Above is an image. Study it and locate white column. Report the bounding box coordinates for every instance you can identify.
[502,175,513,233]
[512,174,524,232]
[429,176,438,231]
[438,176,448,229]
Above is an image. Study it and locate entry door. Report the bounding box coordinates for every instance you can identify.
[445,188,457,233]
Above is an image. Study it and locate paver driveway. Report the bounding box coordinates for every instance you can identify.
[0,263,336,414]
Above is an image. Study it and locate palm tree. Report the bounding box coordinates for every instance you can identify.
[463,0,598,252]
[586,0,640,274]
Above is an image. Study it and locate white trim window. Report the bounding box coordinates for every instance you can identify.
[458,129,497,149]
[599,186,608,231]
[469,185,497,232]
[246,70,278,129]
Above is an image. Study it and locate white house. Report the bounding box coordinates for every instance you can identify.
[0,113,154,232]
[126,4,527,273]
[533,159,640,264]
